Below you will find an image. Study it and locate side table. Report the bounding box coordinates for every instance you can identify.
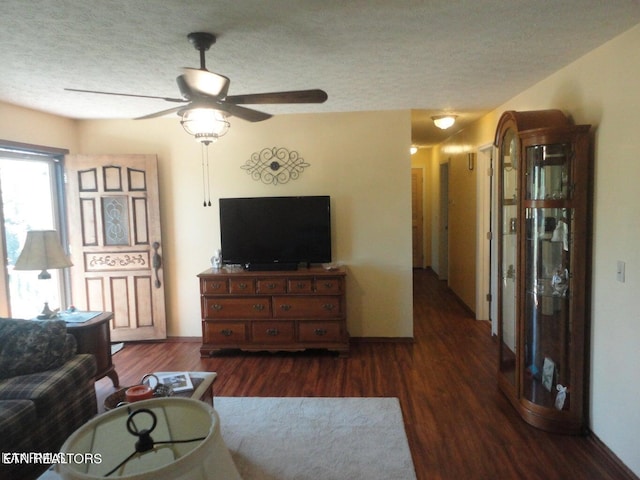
[153,371,217,405]
[63,311,119,387]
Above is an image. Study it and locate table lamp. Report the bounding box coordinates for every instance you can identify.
[13,230,73,318]
[55,397,241,480]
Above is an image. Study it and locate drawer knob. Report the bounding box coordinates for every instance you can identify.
[220,329,233,336]
[238,282,248,289]
[322,303,335,311]
[324,282,333,289]
[296,282,306,289]
[212,282,221,289]
[267,282,277,289]
[253,304,265,311]
[266,328,280,336]
[280,304,292,311]
[212,304,223,311]
[314,328,328,336]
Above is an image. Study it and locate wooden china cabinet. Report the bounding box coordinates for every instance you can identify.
[494,110,592,434]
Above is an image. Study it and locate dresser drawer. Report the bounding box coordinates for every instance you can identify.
[251,321,295,343]
[229,278,255,294]
[287,277,314,293]
[314,277,343,294]
[203,321,247,344]
[203,297,271,319]
[256,278,287,294]
[273,296,342,318]
[298,321,343,342]
[201,278,229,294]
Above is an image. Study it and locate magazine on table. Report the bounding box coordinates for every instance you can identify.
[155,372,193,392]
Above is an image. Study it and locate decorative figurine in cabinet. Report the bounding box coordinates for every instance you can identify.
[495,110,592,434]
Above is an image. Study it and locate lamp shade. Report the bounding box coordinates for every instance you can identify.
[56,397,241,480]
[14,230,72,279]
[180,108,230,144]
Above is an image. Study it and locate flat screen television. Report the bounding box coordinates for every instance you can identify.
[219,195,331,270]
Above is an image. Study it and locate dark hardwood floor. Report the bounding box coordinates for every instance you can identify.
[96,269,633,480]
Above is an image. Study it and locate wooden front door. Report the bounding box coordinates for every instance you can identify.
[65,154,166,341]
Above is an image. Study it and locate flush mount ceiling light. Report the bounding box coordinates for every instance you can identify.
[431,114,457,130]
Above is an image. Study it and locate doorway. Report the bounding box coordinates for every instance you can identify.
[476,145,494,324]
[411,168,424,268]
[438,162,449,280]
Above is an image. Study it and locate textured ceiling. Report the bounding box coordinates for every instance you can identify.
[2,1,640,146]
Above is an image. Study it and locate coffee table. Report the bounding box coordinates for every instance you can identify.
[104,371,216,410]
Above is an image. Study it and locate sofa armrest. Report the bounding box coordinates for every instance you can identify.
[0,353,97,414]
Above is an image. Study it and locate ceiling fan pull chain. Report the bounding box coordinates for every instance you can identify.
[206,145,212,207]
[201,143,207,207]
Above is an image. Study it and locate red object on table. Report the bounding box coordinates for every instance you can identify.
[125,385,154,402]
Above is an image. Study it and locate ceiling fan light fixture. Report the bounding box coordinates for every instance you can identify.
[431,115,457,130]
[180,107,230,144]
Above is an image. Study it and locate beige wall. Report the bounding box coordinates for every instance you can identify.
[1,107,415,339]
[425,135,481,310]
[437,23,640,476]
[0,102,79,152]
[75,110,415,340]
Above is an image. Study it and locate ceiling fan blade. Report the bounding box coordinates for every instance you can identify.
[135,105,185,120]
[65,88,186,103]
[226,89,328,105]
[182,68,230,98]
[216,102,272,122]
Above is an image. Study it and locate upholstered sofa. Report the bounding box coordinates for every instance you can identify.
[0,318,97,479]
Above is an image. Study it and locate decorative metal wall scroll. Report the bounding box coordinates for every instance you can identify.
[241,147,310,185]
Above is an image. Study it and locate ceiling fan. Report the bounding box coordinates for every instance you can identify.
[65,32,328,127]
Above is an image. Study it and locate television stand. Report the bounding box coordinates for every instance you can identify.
[245,262,298,271]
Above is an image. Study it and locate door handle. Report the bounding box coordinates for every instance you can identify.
[152,241,162,288]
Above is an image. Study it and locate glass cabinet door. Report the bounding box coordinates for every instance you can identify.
[499,128,519,387]
[523,143,573,410]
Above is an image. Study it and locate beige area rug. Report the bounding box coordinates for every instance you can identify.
[38,397,416,480]
[215,396,417,480]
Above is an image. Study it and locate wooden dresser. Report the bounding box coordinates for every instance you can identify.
[198,266,349,357]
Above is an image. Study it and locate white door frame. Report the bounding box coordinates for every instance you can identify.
[476,144,494,323]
